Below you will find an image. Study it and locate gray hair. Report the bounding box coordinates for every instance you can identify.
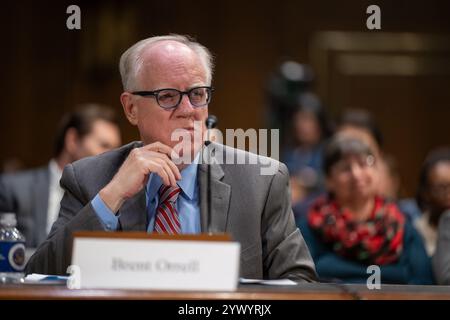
[119,34,214,91]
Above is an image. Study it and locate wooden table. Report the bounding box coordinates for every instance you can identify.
[2,283,450,300]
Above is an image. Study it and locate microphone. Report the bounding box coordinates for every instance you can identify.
[205,115,218,130]
[205,115,218,234]
[205,115,218,146]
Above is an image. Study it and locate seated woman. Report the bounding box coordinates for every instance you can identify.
[297,135,434,284]
[415,147,450,256]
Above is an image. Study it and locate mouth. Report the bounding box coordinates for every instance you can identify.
[172,125,194,131]
[351,183,368,192]
[181,123,197,129]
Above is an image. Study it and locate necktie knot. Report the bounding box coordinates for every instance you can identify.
[158,184,181,204]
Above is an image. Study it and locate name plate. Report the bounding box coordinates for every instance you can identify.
[71,232,240,291]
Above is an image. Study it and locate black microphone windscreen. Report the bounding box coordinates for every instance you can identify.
[205,115,218,129]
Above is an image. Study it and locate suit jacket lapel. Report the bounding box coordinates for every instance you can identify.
[198,158,231,233]
[117,188,147,231]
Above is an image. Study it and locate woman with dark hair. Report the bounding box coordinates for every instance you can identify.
[297,135,434,284]
[415,147,450,256]
[337,109,384,152]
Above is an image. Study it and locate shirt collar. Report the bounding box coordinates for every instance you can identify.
[146,152,200,201]
[48,159,63,182]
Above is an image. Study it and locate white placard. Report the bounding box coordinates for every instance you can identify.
[71,236,240,291]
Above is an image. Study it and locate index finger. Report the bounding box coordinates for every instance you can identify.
[142,142,177,159]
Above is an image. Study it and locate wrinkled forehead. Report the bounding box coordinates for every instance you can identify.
[142,40,195,62]
[138,41,204,78]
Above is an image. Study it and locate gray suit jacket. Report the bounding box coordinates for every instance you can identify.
[432,210,450,285]
[26,141,317,282]
[0,166,50,248]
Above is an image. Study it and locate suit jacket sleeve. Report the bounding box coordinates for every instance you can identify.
[25,163,105,275]
[433,210,450,285]
[0,174,14,213]
[261,162,317,282]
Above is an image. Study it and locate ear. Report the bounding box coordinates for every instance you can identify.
[121,92,138,126]
[64,128,80,155]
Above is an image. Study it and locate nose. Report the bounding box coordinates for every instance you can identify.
[349,163,364,180]
[175,93,196,114]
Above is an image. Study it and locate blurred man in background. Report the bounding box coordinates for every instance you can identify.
[0,104,121,248]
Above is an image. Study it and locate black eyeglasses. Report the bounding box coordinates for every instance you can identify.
[131,86,214,110]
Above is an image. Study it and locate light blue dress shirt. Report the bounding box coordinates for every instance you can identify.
[91,153,201,233]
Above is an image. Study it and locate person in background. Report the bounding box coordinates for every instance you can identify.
[336,109,383,158]
[297,135,434,284]
[335,109,390,194]
[294,108,384,223]
[0,178,9,213]
[0,104,121,248]
[335,109,421,221]
[376,154,401,201]
[283,92,332,206]
[1,157,24,174]
[415,147,450,256]
[433,210,450,285]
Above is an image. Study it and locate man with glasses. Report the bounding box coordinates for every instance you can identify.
[26,35,317,282]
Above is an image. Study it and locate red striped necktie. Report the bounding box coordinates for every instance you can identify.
[154,185,182,234]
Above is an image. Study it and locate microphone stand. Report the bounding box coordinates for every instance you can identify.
[206,139,212,234]
[204,115,217,234]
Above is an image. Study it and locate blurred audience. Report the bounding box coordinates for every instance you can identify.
[335,108,423,221]
[415,147,450,256]
[294,108,389,221]
[266,61,316,147]
[336,109,383,156]
[283,92,332,206]
[297,135,434,284]
[377,154,401,200]
[0,177,8,212]
[335,109,394,198]
[1,157,25,174]
[0,104,121,248]
[266,61,331,206]
[433,210,450,285]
